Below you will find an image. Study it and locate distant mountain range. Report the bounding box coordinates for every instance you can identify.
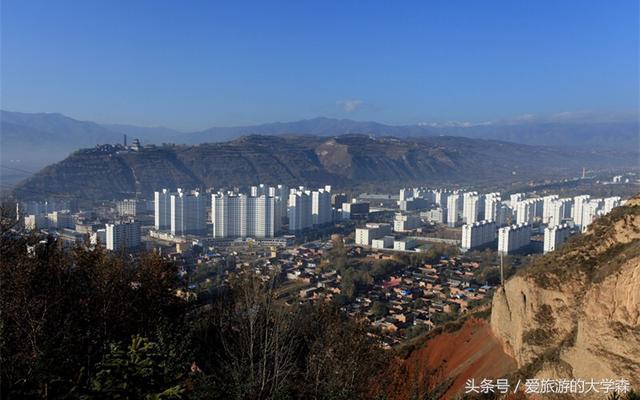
[1,110,638,183]
[12,134,637,202]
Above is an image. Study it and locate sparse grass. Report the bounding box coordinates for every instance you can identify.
[516,202,639,289]
[522,327,556,346]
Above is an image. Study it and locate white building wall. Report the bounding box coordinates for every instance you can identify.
[154,189,172,230]
[106,221,141,251]
[544,224,572,253]
[461,220,497,250]
[498,223,531,254]
[288,191,312,231]
[312,188,332,226]
[447,194,461,227]
[572,195,591,228]
[171,190,206,236]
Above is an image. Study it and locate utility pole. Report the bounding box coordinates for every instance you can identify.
[500,251,504,287]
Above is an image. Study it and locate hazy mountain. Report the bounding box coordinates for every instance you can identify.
[13,134,637,202]
[184,115,639,150]
[0,111,184,183]
[2,110,637,184]
[183,117,430,143]
[0,111,125,184]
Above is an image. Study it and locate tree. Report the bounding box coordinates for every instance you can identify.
[0,231,188,398]
[371,301,389,318]
[86,335,185,399]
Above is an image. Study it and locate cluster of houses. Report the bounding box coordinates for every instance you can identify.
[211,239,496,348]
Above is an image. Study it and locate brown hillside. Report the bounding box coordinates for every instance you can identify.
[386,318,517,400]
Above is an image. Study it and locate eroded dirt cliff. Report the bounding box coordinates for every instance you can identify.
[491,195,640,394]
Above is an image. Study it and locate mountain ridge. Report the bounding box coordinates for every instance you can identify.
[11,134,637,202]
[2,110,637,184]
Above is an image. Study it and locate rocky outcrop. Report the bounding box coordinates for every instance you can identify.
[491,195,640,394]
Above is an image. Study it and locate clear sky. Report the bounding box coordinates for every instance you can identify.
[1,0,638,130]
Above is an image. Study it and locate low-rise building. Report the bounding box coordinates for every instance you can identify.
[342,200,370,220]
[394,238,417,251]
[372,236,394,249]
[105,220,141,251]
[393,213,421,232]
[355,223,392,246]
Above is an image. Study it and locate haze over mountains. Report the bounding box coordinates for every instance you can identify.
[13,134,638,202]
[1,109,638,184]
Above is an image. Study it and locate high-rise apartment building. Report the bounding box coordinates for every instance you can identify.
[311,188,333,226]
[572,195,591,228]
[515,199,540,224]
[117,199,141,217]
[544,224,572,253]
[170,189,206,236]
[542,195,559,225]
[462,192,480,224]
[288,190,312,231]
[461,220,497,250]
[447,193,461,227]
[498,223,531,254]
[510,193,525,205]
[603,196,621,214]
[484,193,501,222]
[548,198,572,226]
[212,193,246,238]
[154,189,172,230]
[581,199,603,233]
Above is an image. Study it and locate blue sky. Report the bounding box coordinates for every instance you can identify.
[1,0,638,130]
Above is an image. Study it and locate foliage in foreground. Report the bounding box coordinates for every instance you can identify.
[0,229,389,399]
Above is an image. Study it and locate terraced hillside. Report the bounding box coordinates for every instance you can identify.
[13,134,637,201]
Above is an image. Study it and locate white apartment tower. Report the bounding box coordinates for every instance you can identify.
[461,220,497,250]
[581,199,604,232]
[311,188,333,226]
[247,195,275,237]
[212,193,246,238]
[572,195,591,228]
[515,199,541,225]
[447,193,462,227]
[544,224,572,253]
[603,196,621,214]
[170,189,206,236]
[154,189,172,230]
[548,198,573,226]
[484,193,501,222]
[462,192,480,224]
[510,193,525,206]
[542,195,559,225]
[288,190,312,231]
[498,223,532,254]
